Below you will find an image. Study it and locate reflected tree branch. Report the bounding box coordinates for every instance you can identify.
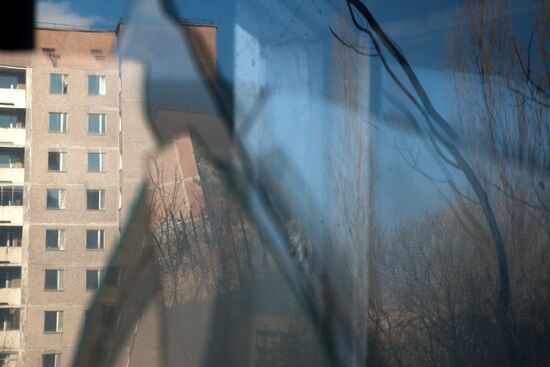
[343,0,519,364]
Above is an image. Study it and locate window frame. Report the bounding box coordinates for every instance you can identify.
[0,71,22,89]
[45,229,65,250]
[0,308,19,331]
[48,112,68,133]
[0,111,24,129]
[87,152,105,172]
[87,113,106,135]
[0,228,22,248]
[0,268,21,288]
[43,311,63,333]
[0,150,23,168]
[0,353,17,367]
[46,189,65,210]
[0,110,18,129]
[85,229,105,250]
[47,151,67,172]
[105,266,123,288]
[42,353,60,367]
[85,269,105,291]
[49,73,68,94]
[102,304,122,330]
[44,269,65,291]
[86,189,105,210]
[0,186,23,206]
[88,75,106,96]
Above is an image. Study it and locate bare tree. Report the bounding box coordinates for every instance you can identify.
[329,1,550,366]
[329,10,385,366]
[146,153,212,305]
[145,143,272,306]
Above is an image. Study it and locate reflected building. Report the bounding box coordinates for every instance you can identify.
[1,17,331,367]
[0,24,214,367]
[0,27,122,367]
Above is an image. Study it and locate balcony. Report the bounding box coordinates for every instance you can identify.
[0,69,26,109]
[0,129,25,148]
[0,186,23,226]
[0,207,22,226]
[0,330,20,349]
[0,248,21,264]
[0,168,23,184]
[0,109,25,148]
[0,266,20,307]
[0,89,25,109]
[0,148,24,172]
[0,289,20,307]
[0,307,20,349]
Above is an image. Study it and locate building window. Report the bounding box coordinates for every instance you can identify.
[50,73,68,94]
[88,75,106,95]
[0,110,24,129]
[0,186,23,206]
[42,353,60,367]
[87,152,105,172]
[48,151,66,172]
[84,308,91,325]
[44,311,63,333]
[105,266,123,288]
[0,308,20,331]
[0,353,17,367]
[46,189,65,209]
[0,149,23,168]
[0,112,16,129]
[86,269,104,291]
[48,112,68,133]
[45,229,64,250]
[86,229,105,250]
[44,270,64,291]
[102,305,121,329]
[86,189,105,210]
[87,113,106,134]
[0,69,24,89]
[0,227,22,247]
[0,268,21,289]
[92,343,111,366]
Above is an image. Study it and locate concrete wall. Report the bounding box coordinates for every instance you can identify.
[23,29,120,367]
[0,24,216,367]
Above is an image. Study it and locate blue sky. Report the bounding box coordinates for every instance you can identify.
[34,0,542,227]
[35,0,539,68]
[35,0,467,71]
[36,0,129,28]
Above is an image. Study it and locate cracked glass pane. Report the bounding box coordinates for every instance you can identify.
[0,0,548,366]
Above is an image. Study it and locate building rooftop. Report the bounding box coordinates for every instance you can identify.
[35,22,117,32]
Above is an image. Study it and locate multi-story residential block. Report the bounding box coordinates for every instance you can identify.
[0,24,215,367]
[1,59,30,367]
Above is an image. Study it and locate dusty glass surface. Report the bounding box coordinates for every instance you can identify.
[0,0,548,366]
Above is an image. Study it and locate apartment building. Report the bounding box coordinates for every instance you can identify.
[0,64,26,367]
[0,24,215,367]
